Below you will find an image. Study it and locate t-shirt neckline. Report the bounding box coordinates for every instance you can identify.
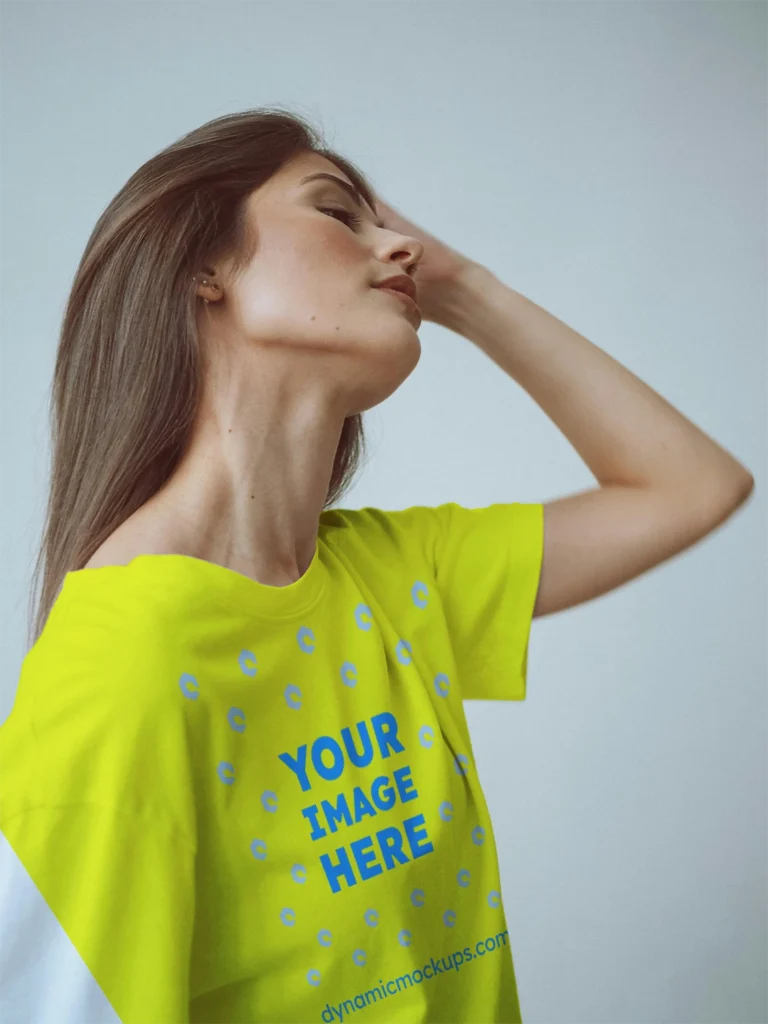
[62,539,328,621]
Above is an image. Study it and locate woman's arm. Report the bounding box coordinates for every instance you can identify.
[434,264,754,617]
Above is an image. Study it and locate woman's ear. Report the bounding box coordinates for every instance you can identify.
[193,273,222,305]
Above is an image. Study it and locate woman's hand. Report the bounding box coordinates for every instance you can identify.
[375,196,482,325]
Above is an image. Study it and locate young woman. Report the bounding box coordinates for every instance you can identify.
[0,107,753,1024]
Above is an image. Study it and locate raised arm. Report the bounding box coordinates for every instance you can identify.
[434,264,754,617]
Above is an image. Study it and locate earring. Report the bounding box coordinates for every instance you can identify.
[194,274,218,305]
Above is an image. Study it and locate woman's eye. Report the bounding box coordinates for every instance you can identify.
[320,207,362,229]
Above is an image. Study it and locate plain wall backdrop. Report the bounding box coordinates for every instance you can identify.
[1,2,766,1022]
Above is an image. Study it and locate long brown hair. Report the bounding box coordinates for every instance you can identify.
[27,107,377,651]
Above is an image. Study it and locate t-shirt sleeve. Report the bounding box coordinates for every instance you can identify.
[335,500,544,702]
[0,803,196,1024]
[429,501,544,700]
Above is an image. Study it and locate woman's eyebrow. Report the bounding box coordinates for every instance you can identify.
[299,172,383,228]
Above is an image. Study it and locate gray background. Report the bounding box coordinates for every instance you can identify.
[1,2,766,1022]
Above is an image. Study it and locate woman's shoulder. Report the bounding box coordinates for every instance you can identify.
[82,504,181,570]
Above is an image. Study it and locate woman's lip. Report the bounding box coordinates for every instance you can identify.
[376,286,422,317]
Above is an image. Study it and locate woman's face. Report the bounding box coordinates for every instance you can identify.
[205,151,425,415]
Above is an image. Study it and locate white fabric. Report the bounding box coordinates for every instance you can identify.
[0,829,120,1024]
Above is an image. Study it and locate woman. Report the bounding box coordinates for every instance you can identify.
[0,107,753,1024]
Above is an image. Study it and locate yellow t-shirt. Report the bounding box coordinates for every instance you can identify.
[0,500,543,1024]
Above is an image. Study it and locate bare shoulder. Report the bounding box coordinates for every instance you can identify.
[82,542,134,570]
[82,509,177,570]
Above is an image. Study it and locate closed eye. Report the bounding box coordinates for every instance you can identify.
[320,206,362,229]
